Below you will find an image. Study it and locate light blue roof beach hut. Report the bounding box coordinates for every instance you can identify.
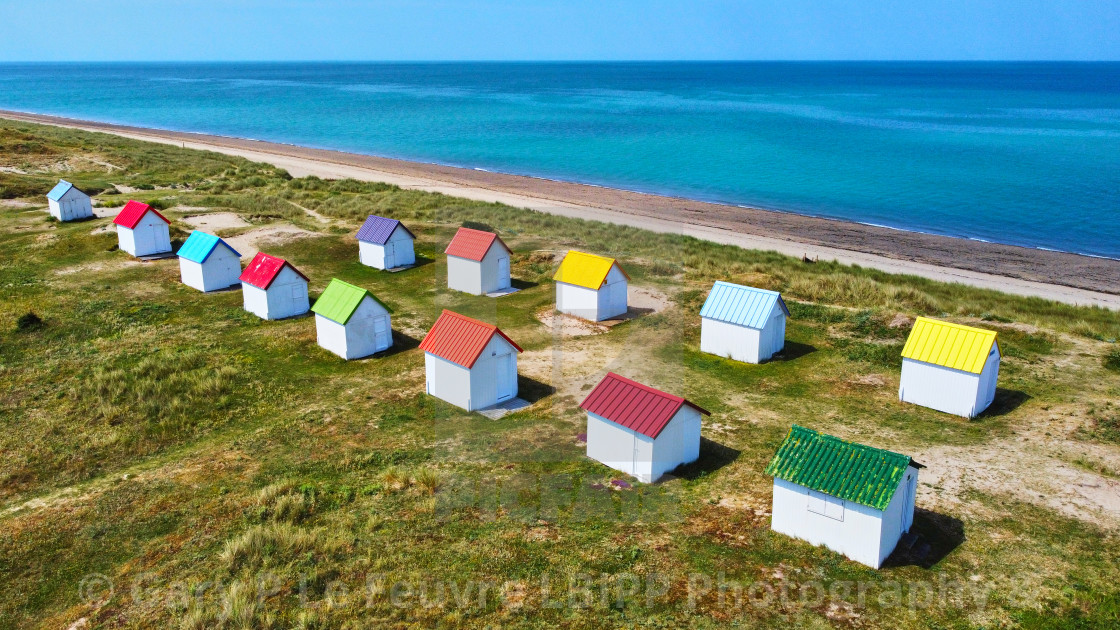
[699,281,789,363]
[46,179,93,221]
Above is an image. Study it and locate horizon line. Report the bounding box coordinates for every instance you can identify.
[3,59,1120,64]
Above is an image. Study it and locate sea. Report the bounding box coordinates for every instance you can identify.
[1,62,1117,259]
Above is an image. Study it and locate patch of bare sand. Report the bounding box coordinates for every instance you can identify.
[223,224,319,256]
[1,199,37,208]
[182,212,251,230]
[54,259,140,276]
[534,308,607,338]
[918,437,1120,529]
[90,222,115,235]
[92,205,122,218]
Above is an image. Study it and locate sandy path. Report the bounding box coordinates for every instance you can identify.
[4,111,1117,309]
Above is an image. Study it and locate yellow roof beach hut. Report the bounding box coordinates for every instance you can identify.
[553,251,629,321]
[899,317,1001,418]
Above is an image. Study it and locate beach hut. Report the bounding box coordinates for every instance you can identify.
[899,317,1001,418]
[311,279,393,360]
[444,227,512,295]
[699,281,789,364]
[580,372,708,483]
[176,231,243,292]
[239,252,310,320]
[113,200,172,257]
[46,180,93,221]
[419,310,523,411]
[766,425,923,569]
[552,251,630,321]
[357,215,416,270]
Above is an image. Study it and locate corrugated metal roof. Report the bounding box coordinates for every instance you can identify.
[700,281,789,329]
[311,278,388,325]
[444,227,508,261]
[901,317,999,374]
[239,252,308,289]
[46,180,75,201]
[113,200,170,229]
[579,372,710,440]
[356,215,415,245]
[764,425,919,511]
[552,250,629,290]
[176,231,241,264]
[419,309,523,368]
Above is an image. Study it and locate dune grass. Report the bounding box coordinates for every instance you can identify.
[2,119,1120,628]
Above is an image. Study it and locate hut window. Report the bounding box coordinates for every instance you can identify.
[807,490,845,521]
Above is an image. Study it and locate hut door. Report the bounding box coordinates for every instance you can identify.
[497,257,510,286]
[373,316,391,350]
[497,353,514,400]
[384,242,395,268]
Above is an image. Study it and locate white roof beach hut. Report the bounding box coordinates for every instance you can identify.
[766,425,923,569]
[444,227,512,295]
[239,252,310,320]
[113,200,172,257]
[419,310,523,412]
[552,251,630,321]
[46,180,93,221]
[700,281,789,364]
[899,317,1001,418]
[311,279,393,360]
[177,231,243,292]
[357,215,416,270]
[580,372,709,483]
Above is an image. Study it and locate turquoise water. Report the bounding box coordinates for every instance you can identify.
[1,62,1118,258]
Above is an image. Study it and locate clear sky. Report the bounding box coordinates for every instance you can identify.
[2,0,1118,62]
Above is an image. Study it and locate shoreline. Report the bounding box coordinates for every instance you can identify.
[3,109,1118,309]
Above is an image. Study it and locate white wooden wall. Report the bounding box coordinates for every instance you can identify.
[242,267,309,320]
[49,189,93,221]
[771,477,890,569]
[425,352,473,410]
[700,303,786,364]
[555,266,627,322]
[118,215,171,257]
[179,246,241,292]
[316,297,391,360]
[899,351,998,418]
[649,406,702,481]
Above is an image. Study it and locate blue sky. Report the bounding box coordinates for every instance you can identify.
[2,0,1118,61]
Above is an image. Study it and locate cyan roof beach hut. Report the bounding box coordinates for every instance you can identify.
[899,317,1001,418]
[176,231,242,292]
[239,252,310,320]
[46,180,93,221]
[699,281,789,363]
[113,200,171,257]
[357,215,416,270]
[311,279,393,359]
[766,425,923,569]
[553,251,629,321]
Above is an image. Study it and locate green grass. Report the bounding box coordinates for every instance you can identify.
[2,119,1120,628]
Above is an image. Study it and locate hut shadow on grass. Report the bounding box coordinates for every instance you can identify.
[370,330,421,359]
[387,254,436,273]
[766,341,817,363]
[668,437,742,481]
[518,374,555,404]
[980,388,1031,418]
[882,507,965,569]
[511,278,539,291]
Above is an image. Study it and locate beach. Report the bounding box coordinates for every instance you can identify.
[3,109,1118,309]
